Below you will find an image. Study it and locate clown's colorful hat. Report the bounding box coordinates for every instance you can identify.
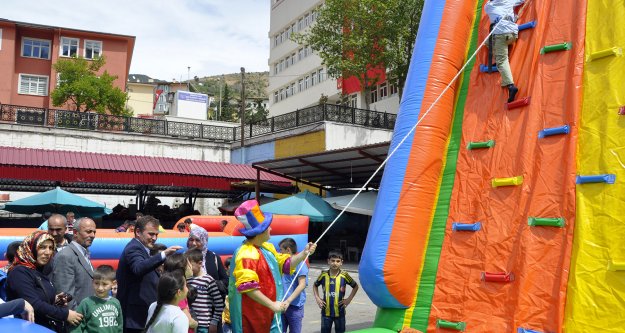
[234,200,272,237]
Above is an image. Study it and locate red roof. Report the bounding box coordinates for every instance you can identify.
[0,146,290,184]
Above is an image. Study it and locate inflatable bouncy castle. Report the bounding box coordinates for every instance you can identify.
[358,0,624,332]
[0,215,309,268]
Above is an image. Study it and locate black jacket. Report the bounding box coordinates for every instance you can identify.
[6,265,69,331]
[204,250,229,298]
[116,238,165,330]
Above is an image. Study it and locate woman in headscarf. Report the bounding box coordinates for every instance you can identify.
[187,227,229,298]
[6,231,83,332]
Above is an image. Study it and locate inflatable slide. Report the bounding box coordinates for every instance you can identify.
[0,215,309,268]
[359,0,624,332]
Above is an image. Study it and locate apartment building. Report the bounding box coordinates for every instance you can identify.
[127,74,187,117]
[0,18,135,109]
[267,0,400,117]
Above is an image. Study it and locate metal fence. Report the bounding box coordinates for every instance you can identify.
[0,103,396,143]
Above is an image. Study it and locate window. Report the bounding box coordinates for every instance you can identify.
[287,84,294,97]
[18,74,48,96]
[318,68,324,82]
[370,86,378,103]
[379,83,388,98]
[349,94,358,108]
[305,14,310,27]
[274,91,279,103]
[390,81,398,95]
[60,37,79,57]
[84,40,102,59]
[285,56,289,69]
[274,65,278,75]
[304,76,310,89]
[311,72,317,86]
[298,79,304,92]
[311,10,317,23]
[280,89,286,101]
[291,23,296,34]
[298,48,304,60]
[274,35,279,47]
[298,18,304,31]
[291,53,296,65]
[286,26,292,40]
[22,38,51,59]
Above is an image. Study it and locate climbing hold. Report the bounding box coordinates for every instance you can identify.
[540,42,572,54]
[506,96,531,110]
[518,21,537,31]
[481,271,514,282]
[538,125,569,138]
[467,140,495,150]
[479,64,499,73]
[575,174,616,184]
[528,217,565,227]
[492,176,523,187]
[452,222,481,232]
[618,106,625,115]
[436,319,466,331]
[517,328,543,333]
[608,259,625,271]
[586,47,622,62]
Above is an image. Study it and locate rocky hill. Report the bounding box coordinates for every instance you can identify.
[190,71,268,99]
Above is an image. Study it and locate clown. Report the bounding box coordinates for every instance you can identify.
[229,200,316,333]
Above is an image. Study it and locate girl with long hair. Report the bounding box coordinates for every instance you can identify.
[144,271,189,333]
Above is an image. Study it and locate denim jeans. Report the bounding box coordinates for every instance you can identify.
[222,323,231,333]
[321,315,345,333]
[281,305,304,333]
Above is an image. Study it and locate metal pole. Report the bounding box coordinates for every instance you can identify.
[187,66,191,91]
[240,67,246,147]
[255,168,261,201]
[219,75,224,120]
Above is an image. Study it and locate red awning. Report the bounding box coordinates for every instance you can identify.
[0,146,291,196]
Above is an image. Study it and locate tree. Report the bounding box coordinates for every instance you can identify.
[245,98,269,124]
[219,83,237,122]
[294,0,424,109]
[52,56,130,116]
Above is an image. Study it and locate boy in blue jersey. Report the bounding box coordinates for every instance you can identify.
[313,251,359,333]
[279,238,309,333]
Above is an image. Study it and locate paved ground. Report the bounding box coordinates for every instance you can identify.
[296,261,377,333]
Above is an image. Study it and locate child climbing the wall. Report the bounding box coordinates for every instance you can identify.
[484,0,525,102]
[313,251,359,333]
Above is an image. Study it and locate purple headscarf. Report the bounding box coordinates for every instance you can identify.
[189,227,209,273]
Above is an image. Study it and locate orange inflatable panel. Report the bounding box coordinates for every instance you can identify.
[175,215,309,236]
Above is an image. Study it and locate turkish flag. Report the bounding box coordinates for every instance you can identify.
[153,89,164,110]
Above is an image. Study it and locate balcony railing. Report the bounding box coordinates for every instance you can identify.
[0,103,396,143]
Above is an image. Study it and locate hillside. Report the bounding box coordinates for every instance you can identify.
[190,71,268,100]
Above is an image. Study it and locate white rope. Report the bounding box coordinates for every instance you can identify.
[275,1,533,330]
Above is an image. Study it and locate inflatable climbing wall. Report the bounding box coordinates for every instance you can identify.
[358,0,624,332]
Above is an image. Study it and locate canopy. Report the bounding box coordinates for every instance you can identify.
[3,187,112,217]
[323,191,378,216]
[260,190,340,222]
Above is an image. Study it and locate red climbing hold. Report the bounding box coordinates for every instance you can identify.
[481,271,515,282]
[506,96,531,110]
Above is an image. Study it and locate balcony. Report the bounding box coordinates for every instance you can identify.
[0,103,396,143]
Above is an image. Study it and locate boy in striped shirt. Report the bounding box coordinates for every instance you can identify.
[313,251,359,333]
[187,249,225,333]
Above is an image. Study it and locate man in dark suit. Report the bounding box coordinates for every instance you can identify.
[116,215,181,333]
[52,217,97,309]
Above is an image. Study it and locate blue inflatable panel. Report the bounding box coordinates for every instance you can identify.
[0,318,54,332]
[359,0,449,309]
[0,234,308,260]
